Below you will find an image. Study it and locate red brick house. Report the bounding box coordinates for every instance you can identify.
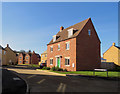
[25,53,32,64]
[18,53,25,64]
[47,18,101,71]
[18,51,40,65]
[31,51,41,65]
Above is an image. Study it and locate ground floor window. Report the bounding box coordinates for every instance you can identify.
[19,61,21,63]
[50,59,53,65]
[65,58,70,65]
[26,61,28,63]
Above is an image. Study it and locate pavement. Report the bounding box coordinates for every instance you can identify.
[4,66,120,93]
[2,68,27,94]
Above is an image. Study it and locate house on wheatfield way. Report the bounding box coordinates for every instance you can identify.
[18,53,26,64]
[47,18,101,71]
[103,43,120,66]
[4,44,17,65]
[39,50,47,65]
[18,51,40,65]
[31,51,41,65]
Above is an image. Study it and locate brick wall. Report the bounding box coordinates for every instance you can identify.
[76,19,101,70]
[47,38,76,71]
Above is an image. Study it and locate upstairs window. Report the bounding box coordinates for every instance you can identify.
[50,46,53,52]
[26,57,28,59]
[58,44,60,50]
[66,42,70,50]
[65,58,70,65]
[45,54,47,57]
[20,57,22,59]
[88,29,91,36]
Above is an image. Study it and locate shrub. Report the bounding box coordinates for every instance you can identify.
[42,66,46,70]
[46,67,50,70]
[51,66,56,71]
[63,69,67,72]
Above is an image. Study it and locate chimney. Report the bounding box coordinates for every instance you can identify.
[112,43,115,46]
[7,44,9,47]
[33,51,35,54]
[60,26,64,32]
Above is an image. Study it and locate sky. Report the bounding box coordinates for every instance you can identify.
[2,2,118,56]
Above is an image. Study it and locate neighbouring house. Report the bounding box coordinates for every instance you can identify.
[4,44,17,65]
[39,50,47,65]
[103,43,120,66]
[25,52,32,64]
[18,51,40,65]
[0,45,6,65]
[18,53,26,64]
[31,51,41,65]
[47,18,101,71]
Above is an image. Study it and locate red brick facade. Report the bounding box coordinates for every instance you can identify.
[47,18,101,71]
[18,51,40,65]
[31,51,41,65]
[18,53,24,64]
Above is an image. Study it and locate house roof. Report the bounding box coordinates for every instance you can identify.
[0,45,6,50]
[115,46,120,50]
[48,18,91,45]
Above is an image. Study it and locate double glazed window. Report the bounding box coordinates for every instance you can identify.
[65,58,70,65]
[58,44,60,50]
[88,29,91,36]
[66,42,70,50]
[50,46,53,52]
[50,59,53,65]
[26,57,28,59]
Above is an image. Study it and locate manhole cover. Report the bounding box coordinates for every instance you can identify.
[13,77,21,80]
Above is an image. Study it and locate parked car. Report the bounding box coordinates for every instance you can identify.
[40,63,46,69]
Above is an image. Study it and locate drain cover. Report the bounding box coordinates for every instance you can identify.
[13,77,21,80]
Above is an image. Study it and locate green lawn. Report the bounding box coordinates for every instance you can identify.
[49,70,120,78]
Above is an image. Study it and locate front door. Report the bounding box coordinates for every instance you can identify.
[57,57,60,68]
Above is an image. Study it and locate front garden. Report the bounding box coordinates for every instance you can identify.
[38,66,120,78]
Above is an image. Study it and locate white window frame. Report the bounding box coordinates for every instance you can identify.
[66,42,70,50]
[58,44,60,51]
[88,29,91,36]
[50,58,53,65]
[45,54,47,57]
[65,57,70,66]
[50,46,53,52]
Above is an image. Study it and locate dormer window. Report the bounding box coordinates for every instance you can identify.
[68,28,74,38]
[88,29,91,36]
[53,35,56,42]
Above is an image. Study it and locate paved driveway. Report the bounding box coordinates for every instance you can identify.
[6,67,120,93]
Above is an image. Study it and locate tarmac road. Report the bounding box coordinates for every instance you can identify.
[5,66,120,93]
[2,68,27,94]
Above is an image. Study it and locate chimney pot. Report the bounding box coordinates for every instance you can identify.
[7,44,9,47]
[33,51,35,53]
[60,26,64,32]
[112,43,115,46]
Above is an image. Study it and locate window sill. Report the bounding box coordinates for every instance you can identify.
[66,49,70,50]
[65,65,70,67]
[50,64,53,65]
